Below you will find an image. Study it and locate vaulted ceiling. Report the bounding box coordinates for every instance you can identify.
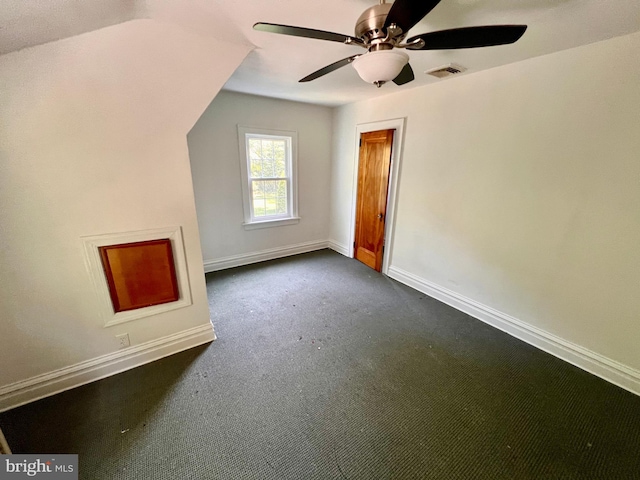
[2,0,640,106]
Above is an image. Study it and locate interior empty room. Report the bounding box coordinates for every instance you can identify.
[1,0,639,478]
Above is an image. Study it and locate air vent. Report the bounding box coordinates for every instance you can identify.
[425,63,467,78]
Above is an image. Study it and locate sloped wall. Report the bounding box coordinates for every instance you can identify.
[0,19,251,406]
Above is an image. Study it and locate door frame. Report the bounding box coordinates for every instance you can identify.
[348,117,406,275]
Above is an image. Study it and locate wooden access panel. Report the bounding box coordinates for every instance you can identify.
[99,239,179,313]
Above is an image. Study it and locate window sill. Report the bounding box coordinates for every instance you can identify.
[243,217,301,230]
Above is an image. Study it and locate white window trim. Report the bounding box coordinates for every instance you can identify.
[238,126,300,229]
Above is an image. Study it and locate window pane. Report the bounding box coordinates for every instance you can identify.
[263,156,275,178]
[252,180,264,197]
[248,137,287,179]
[253,198,266,217]
[262,140,274,159]
[250,161,262,178]
[248,139,262,179]
[248,138,261,159]
[252,180,287,218]
[274,142,286,177]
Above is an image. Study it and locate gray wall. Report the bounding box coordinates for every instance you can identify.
[331,32,640,383]
[188,91,333,265]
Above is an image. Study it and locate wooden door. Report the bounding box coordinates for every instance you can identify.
[354,129,394,272]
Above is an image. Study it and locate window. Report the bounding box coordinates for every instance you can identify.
[238,126,299,229]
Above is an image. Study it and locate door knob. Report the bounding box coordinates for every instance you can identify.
[377,213,383,219]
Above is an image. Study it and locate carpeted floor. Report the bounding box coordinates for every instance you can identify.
[1,249,640,479]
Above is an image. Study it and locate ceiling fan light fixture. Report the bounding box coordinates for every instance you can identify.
[352,50,410,85]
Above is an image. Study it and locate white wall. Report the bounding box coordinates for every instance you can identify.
[331,32,640,385]
[0,19,251,403]
[188,91,333,266]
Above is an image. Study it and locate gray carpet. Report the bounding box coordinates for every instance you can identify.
[1,249,640,479]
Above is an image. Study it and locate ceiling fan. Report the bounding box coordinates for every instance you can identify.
[254,0,527,87]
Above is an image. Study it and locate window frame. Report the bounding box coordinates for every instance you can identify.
[237,126,300,230]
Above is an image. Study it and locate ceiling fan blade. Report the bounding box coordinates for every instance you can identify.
[384,0,442,34]
[299,55,361,82]
[407,25,527,50]
[393,63,414,85]
[254,22,364,46]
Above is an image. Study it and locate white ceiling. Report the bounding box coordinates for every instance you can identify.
[0,0,141,56]
[2,0,640,106]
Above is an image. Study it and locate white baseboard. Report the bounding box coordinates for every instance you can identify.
[0,323,216,413]
[203,240,329,272]
[328,240,350,257]
[388,266,640,397]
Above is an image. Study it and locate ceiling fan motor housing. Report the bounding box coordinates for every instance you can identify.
[355,3,394,45]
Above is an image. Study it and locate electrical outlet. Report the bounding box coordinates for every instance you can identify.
[116,333,130,349]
